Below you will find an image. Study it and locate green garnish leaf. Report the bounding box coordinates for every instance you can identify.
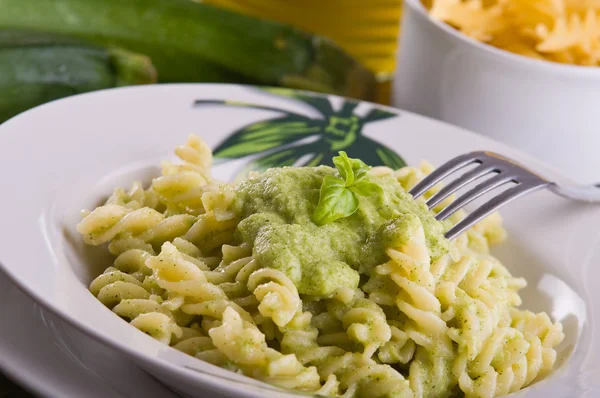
[350,180,382,197]
[313,152,382,225]
[350,159,371,182]
[333,151,370,186]
[332,151,354,185]
[313,176,359,225]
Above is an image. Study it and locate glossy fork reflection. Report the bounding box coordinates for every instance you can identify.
[409,151,600,240]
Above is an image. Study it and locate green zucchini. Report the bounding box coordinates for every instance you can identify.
[0,0,376,99]
[0,29,157,123]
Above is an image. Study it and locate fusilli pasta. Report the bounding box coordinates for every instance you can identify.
[80,135,564,398]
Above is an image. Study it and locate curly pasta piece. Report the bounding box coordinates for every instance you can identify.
[113,294,192,325]
[130,312,182,345]
[319,352,412,397]
[168,134,213,177]
[434,250,527,365]
[153,134,213,215]
[77,204,164,246]
[170,326,228,365]
[108,213,198,256]
[453,327,532,397]
[151,172,208,216]
[113,297,167,318]
[377,321,417,365]
[114,295,192,334]
[201,185,236,221]
[183,196,239,253]
[89,261,186,344]
[78,201,199,258]
[511,309,565,384]
[247,268,302,327]
[470,212,507,248]
[224,259,260,306]
[105,180,161,211]
[342,299,391,358]
[209,307,321,391]
[324,288,392,359]
[204,244,254,289]
[89,269,143,297]
[146,241,207,285]
[145,241,254,332]
[94,280,150,309]
[408,344,455,397]
[112,249,153,281]
[173,334,215,356]
[280,312,343,364]
[362,273,401,307]
[377,215,449,351]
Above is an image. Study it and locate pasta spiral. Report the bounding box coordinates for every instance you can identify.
[318,352,411,397]
[247,268,302,328]
[104,180,161,211]
[377,322,417,365]
[181,186,238,254]
[376,215,450,352]
[130,312,183,345]
[209,307,322,391]
[89,268,184,345]
[77,205,165,246]
[144,242,252,327]
[153,134,213,216]
[324,287,392,359]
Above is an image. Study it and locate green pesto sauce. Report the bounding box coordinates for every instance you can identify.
[232,166,448,297]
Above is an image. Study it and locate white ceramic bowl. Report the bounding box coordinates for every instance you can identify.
[393,0,600,185]
[0,84,597,397]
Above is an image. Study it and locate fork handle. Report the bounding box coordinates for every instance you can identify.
[548,183,600,203]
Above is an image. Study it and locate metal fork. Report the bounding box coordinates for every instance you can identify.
[409,151,600,240]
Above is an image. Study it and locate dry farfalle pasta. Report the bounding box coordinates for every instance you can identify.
[425,0,600,66]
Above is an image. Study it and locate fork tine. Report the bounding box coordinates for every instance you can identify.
[409,153,484,199]
[425,164,499,209]
[435,174,515,221]
[444,183,547,240]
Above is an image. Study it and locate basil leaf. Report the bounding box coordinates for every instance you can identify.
[350,180,382,197]
[352,159,371,181]
[332,151,355,186]
[333,151,371,185]
[313,176,359,225]
[314,152,381,225]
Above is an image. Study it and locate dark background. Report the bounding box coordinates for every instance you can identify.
[0,373,33,397]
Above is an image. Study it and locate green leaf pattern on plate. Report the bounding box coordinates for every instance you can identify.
[194,87,406,178]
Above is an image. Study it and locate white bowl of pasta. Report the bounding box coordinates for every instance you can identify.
[0,84,596,398]
[394,0,600,185]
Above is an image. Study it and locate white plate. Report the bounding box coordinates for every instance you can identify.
[0,270,183,398]
[0,84,598,397]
